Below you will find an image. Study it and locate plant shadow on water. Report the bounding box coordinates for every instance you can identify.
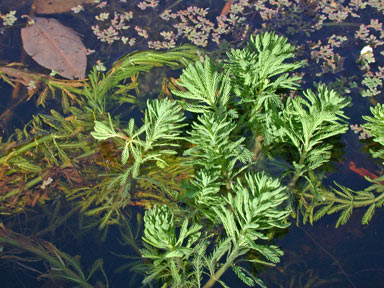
[0,0,384,287]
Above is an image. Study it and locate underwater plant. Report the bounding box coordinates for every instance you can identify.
[87,32,352,287]
[1,30,383,287]
[310,103,384,227]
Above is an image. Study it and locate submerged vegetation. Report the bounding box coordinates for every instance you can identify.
[0,0,384,287]
[0,30,383,287]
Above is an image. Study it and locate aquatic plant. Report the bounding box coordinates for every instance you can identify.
[0,223,106,288]
[1,0,384,286]
[0,44,200,286]
[87,32,352,286]
[311,103,384,227]
[0,28,382,286]
[0,45,199,217]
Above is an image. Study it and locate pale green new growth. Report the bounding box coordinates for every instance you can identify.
[142,205,202,253]
[184,112,253,180]
[189,169,224,220]
[91,114,119,140]
[140,173,290,288]
[92,98,185,178]
[279,84,350,173]
[172,56,231,114]
[225,31,302,120]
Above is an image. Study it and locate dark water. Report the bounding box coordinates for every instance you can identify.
[0,0,383,287]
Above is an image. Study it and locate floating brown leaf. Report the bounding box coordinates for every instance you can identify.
[35,0,94,14]
[21,17,87,79]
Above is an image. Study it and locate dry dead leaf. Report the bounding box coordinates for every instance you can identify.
[35,0,94,14]
[21,17,87,79]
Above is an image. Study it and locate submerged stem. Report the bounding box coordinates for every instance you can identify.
[0,227,94,288]
[203,246,239,288]
[0,134,54,165]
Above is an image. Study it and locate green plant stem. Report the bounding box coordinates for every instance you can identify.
[0,233,93,288]
[287,151,307,190]
[303,189,384,206]
[0,132,89,166]
[0,134,54,165]
[1,146,99,202]
[202,246,239,288]
[1,176,43,201]
[47,81,85,95]
[287,172,301,190]
[34,205,82,237]
[252,135,263,160]
[75,149,98,160]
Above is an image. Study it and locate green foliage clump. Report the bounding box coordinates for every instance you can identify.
[277,84,350,177]
[2,31,373,287]
[139,172,289,288]
[88,32,351,287]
